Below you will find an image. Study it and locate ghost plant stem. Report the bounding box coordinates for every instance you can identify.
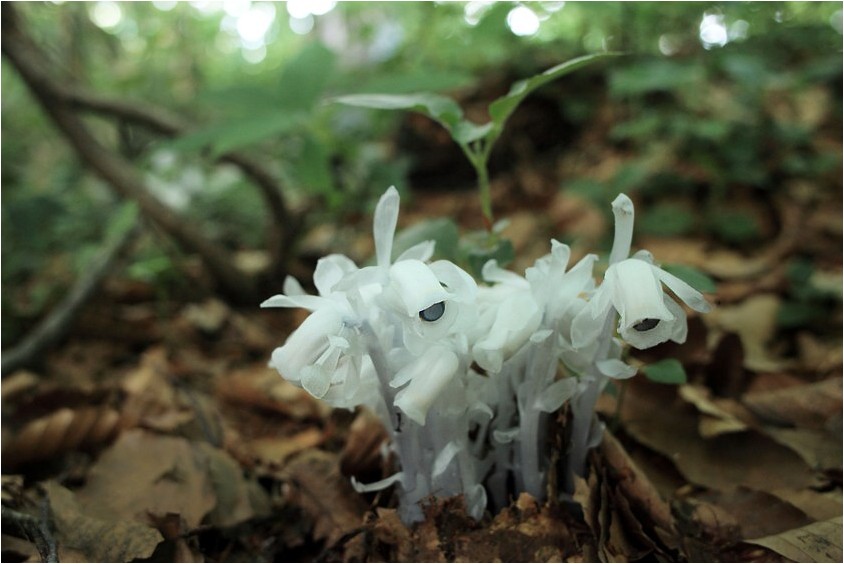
[565,194,634,491]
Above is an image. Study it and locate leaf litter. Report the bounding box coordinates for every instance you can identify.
[2,121,841,563]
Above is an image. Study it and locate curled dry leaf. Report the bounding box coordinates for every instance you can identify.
[1,406,122,471]
[575,434,680,563]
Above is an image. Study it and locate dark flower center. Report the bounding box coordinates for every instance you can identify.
[633,318,660,331]
[419,301,446,322]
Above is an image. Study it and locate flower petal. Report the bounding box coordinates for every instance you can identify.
[387,260,449,317]
[313,254,357,296]
[596,358,637,379]
[395,240,436,263]
[656,268,712,313]
[393,347,458,425]
[373,186,400,268]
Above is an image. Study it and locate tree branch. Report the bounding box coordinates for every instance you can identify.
[50,84,296,278]
[1,211,140,376]
[1,4,259,301]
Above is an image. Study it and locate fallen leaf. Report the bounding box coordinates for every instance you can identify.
[761,426,842,471]
[198,441,271,527]
[76,429,217,529]
[770,489,843,522]
[246,428,325,466]
[45,481,163,562]
[1,406,122,471]
[682,488,814,540]
[678,385,749,438]
[704,294,791,372]
[621,379,819,493]
[282,450,368,546]
[742,376,842,430]
[746,516,843,563]
[216,364,329,420]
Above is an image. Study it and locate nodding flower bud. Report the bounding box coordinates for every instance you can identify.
[572,255,711,350]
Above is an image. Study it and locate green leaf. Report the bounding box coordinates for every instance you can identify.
[168,112,306,156]
[642,358,687,385]
[392,217,460,262]
[290,134,334,199]
[488,53,621,128]
[276,42,336,112]
[662,264,717,294]
[333,92,466,133]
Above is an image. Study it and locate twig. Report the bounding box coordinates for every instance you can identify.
[1,504,59,563]
[1,212,140,376]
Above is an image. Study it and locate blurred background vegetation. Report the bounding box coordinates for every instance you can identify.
[2,1,842,351]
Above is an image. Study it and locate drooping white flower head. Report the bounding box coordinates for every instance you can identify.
[572,251,711,350]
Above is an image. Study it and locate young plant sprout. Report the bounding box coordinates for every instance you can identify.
[263,187,711,523]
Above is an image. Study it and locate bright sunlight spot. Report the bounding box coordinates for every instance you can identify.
[464,1,493,26]
[507,5,540,37]
[89,1,123,31]
[236,3,275,48]
[289,14,315,35]
[699,13,728,49]
[152,0,176,11]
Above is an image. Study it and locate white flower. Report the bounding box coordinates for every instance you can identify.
[391,345,461,425]
[380,258,478,355]
[471,260,542,373]
[268,307,361,398]
[572,252,711,350]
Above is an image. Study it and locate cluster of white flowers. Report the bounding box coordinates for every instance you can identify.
[263,187,710,523]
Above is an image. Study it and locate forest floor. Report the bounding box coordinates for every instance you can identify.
[2,116,842,562]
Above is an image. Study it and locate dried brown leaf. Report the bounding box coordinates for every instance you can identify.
[621,379,819,493]
[743,376,842,430]
[340,409,389,481]
[45,481,163,562]
[679,385,749,438]
[282,450,368,546]
[245,428,325,467]
[762,427,843,471]
[2,406,122,470]
[216,364,329,420]
[121,346,196,432]
[704,294,790,372]
[76,429,217,529]
[770,489,843,522]
[746,516,843,563]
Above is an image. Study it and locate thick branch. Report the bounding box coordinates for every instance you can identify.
[0,13,293,276]
[57,88,295,275]
[2,5,257,300]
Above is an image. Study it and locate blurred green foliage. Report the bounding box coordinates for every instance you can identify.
[2,1,841,345]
